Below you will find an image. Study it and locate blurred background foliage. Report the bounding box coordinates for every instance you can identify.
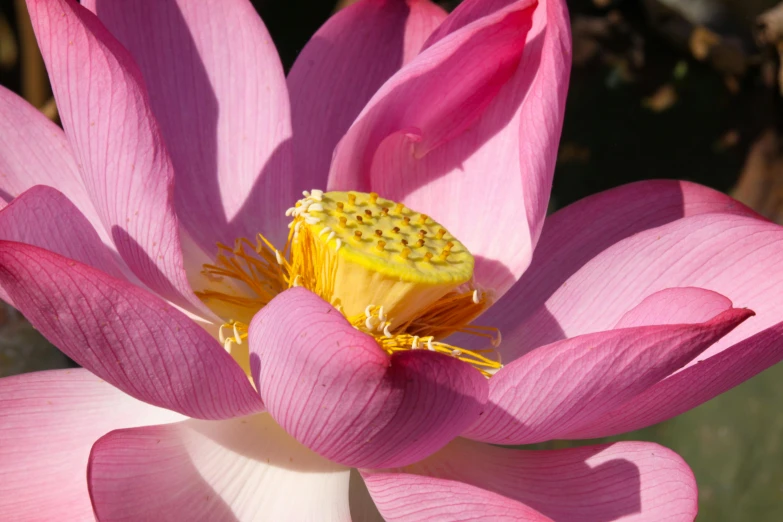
[1,0,782,519]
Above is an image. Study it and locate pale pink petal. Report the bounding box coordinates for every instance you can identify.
[463,308,751,444]
[329,0,571,296]
[0,186,131,283]
[572,321,783,438]
[476,182,771,361]
[613,287,733,328]
[83,0,294,249]
[364,438,697,522]
[0,369,183,520]
[27,0,206,313]
[0,242,263,419]
[248,288,487,468]
[288,0,446,192]
[362,474,551,521]
[88,414,351,521]
[0,85,110,246]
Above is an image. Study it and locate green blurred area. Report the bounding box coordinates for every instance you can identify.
[1,0,782,519]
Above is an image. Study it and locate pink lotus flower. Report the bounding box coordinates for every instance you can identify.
[1,0,782,520]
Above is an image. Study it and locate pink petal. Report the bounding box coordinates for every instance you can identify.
[0,186,131,283]
[288,0,446,192]
[0,369,183,520]
[88,414,351,521]
[27,0,206,314]
[0,242,263,419]
[248,288,488,468]
[613,287,733,328]
[475,180,769,361]
[329,0,571,296]
[0,85,109,246]
[362,474,551,521]
[83,0,294,249]
[364,438,697,522]
[573,321,783,438]
[463,308,751,444]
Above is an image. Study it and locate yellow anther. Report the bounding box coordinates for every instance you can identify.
[354,230,363,239]
[348,194,356,205]
[339,216,348,227]
[424,252,433,262]
[418,230,427,238]
[336,202,344,211]
[376,240,386,252]
[403,216,411,225]
[400,246,412,259]
[393,226,401,234]
[381,207,390,216]
[436,228,446,239]
[401,239,409,246]
[356,215,364,223]
[418,214,428,224]
[394,202,404,213]
[369,192,379,204]
[375,229,383,237]
[365,209,373,217]
[417,239,425,248]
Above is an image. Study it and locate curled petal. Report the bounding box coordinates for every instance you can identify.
[289,0,446,192]
[463,307,751,444]
[613,287,733,328]
[0,242,263,420]
[573,320,783,438]
[249,288,488,468]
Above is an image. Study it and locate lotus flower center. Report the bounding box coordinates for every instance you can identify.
[288,190,474,324]
[197,190,502,377]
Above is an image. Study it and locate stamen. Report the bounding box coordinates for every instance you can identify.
[318,227,332,238]
[218,324,227,344]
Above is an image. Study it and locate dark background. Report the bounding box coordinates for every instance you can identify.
[1,0,782,519]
